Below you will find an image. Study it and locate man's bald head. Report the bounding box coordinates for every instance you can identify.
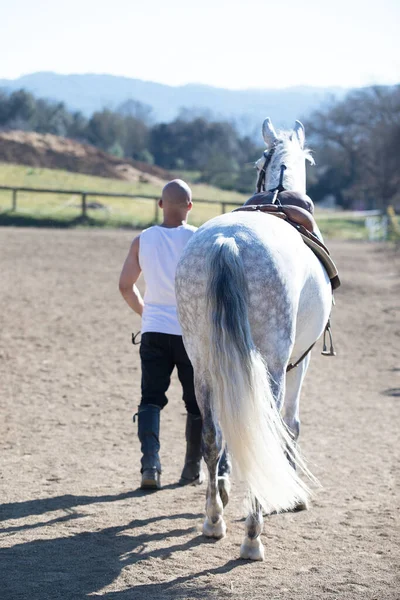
[161,179,192,207]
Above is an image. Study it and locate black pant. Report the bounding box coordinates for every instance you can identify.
[139,332,200,416]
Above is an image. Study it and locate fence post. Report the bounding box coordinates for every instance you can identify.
[12,189,17,211]
[221,202,226,214]
[154,198,159,223]
[81,193,87,218]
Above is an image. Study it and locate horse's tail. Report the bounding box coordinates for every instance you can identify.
[206,235,310,513]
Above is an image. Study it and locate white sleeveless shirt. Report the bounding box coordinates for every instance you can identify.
[139,224,197,335]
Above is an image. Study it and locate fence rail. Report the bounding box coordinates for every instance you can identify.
[0,184,243,221]
[1,184,397,241]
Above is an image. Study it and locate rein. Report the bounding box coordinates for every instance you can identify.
[256,144,287,207]
[256,146,276,193]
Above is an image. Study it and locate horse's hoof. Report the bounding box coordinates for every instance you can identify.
[203,516,227,539]
[240,537,265,561]
[218,476,231,507]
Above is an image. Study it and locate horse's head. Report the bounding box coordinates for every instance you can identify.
[255,118,314,195]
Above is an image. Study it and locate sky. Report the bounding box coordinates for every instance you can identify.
[1,0,399,90]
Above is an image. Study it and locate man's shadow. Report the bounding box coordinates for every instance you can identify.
[0,508,244,600]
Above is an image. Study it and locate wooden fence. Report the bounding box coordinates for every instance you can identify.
[2,185,396,241]
[0,185,243,221]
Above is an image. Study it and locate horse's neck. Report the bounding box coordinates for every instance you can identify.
[268,147,306,194]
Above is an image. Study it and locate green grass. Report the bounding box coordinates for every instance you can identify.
[0,162,391,240]
[317,217,369,240]
[0,163,246,228]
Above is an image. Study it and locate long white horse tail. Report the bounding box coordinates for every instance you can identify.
[206,235,310,513]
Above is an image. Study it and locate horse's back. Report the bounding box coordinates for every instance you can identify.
[179,211,315,293]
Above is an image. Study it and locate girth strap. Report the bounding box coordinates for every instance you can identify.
[286,343,316,372]
[286,319,336,372]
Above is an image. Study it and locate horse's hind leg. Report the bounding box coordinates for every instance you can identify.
[218,447,231,508]
[201,404,226,539]
[240,498,264,561]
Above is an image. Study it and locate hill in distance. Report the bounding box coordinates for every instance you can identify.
[0,130,171,184]
[0,72,348,135]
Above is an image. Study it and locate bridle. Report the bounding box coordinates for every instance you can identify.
[253,143,336,370]
[256,143,287,204]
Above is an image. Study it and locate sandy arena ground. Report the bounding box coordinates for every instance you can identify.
[0,227,399,600]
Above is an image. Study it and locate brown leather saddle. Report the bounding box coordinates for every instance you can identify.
[233,191,341,290]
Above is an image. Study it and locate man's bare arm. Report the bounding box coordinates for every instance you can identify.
[118,236,145,316]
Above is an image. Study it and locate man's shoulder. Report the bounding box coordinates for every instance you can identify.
[184,224,198,233]
[140,225,158,239]
[141,225,156,234]
[140,224,197,242]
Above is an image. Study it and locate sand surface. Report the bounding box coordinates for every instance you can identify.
[0,228,399,599]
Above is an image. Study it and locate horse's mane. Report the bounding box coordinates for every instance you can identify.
[274,130,315,166]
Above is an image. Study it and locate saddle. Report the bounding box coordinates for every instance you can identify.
[233,191,341,290]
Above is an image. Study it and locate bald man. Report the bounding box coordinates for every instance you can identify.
[119,180,203,490]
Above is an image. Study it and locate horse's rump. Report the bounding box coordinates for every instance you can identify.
[178,212,329,362]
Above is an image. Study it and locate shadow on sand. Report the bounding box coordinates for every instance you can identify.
[0,212,155,229]
[0,490,245,600]
[0,212,92,228]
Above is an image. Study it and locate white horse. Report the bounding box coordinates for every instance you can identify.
[175,118,332,561]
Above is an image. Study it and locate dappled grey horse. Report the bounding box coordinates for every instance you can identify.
[175,118,332,560]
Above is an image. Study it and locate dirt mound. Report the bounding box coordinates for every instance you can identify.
[0,130,171,184]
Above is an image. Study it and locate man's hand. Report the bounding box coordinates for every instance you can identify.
[118,236,145,316]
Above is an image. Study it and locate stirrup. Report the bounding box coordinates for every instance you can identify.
[321,319,336,356]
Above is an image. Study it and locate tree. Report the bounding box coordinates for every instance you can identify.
[306,85,400,209]
[3,89,36,129]
[34,100,73,137]
[86,109,125,152]
[117,99,153,124]
[121,116,150,160]
[67,111,89,142]
[0,89,10,125]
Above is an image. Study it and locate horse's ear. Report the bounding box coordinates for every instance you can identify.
[262,118,278,146]
[293,120,305,149]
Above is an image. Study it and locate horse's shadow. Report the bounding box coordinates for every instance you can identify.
[0,514,241,600]
[0,492,245,600]
[102,558,244,600]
